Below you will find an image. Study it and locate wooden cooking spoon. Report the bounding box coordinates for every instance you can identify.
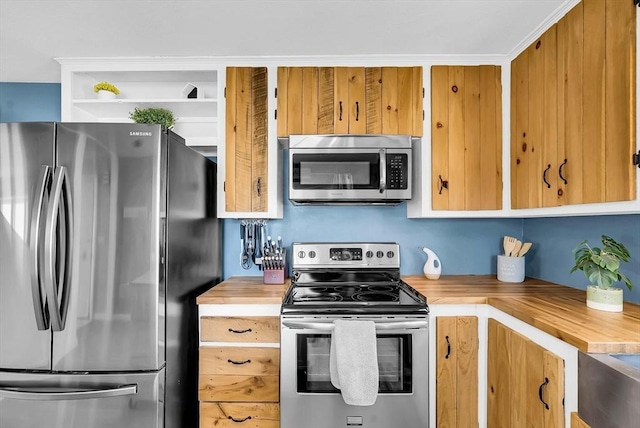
[517,242,532,257]
[510,240,523,257]
[503,236,517,256]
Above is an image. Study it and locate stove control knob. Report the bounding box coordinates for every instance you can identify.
[308,250,316,259]
[365,250,374,259]
[387,251,395,259]
[376,250,384,259]
[297,251,306,259]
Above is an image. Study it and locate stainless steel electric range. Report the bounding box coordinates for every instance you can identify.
[280,242,429,428]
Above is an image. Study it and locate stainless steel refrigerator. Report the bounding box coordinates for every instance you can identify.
[0,122,221,428]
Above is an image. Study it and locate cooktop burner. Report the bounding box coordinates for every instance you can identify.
[290,283,403,305]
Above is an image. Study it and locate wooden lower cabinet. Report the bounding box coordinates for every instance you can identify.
[488,318,565,428]
[200,402,279,428]
[570,412,590,428]
[199,316,280,428]
[436,316,479,427]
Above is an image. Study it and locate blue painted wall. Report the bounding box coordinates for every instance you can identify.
[524,215,640,303]
[223,204,523,278]
[0,82,61,122]
[2,82,639,303]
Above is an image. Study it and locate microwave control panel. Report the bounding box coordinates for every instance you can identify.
[386,153,408,189]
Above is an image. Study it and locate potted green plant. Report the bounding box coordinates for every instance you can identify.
[129,107,176,130]
[570,235,633,312]
[93,81,120,99]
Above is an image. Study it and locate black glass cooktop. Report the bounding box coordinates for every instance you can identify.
[282,270,428,315]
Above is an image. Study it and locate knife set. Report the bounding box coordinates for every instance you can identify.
[239,220,286,284]
[263,241,286,284]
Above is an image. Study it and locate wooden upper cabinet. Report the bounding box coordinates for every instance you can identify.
[277,66,423,137]
[225,67,268,213]
[511,0,636,209]
[431,65,503,211]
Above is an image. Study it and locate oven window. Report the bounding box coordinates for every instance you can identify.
[296,334,412,394]
[291,153,379,190]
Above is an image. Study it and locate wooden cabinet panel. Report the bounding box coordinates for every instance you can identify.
[277,66,423,137]
[225,67,268,213]
[488,318,511,428]
[488,319,565,428]
[199,375,279,402]
[570,412,590,428]
[365,67,383,134]
[604,0,636,202]
[200,402,279,428]
[200,316,280,343]
[431,65,502,211]
[436,316,478,428]
[200,347,279,376]
[511,0,636,209]
[318,67,335,133]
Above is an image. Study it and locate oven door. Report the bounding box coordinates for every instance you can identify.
[289,148,387,201]
[280,316,428,428]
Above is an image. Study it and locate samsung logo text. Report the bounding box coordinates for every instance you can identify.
[130,131,153,137]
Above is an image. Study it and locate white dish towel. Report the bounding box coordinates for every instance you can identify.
[330,319,379,406]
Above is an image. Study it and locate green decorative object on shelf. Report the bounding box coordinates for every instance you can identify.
[570,235,633,312]
[129,107,176,129]
[93,81,120,96]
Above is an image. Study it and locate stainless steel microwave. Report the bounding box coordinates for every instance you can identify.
[288,135,413,205]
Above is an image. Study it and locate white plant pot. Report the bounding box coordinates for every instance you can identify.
[586,285,623,312]
[97,90,116,100]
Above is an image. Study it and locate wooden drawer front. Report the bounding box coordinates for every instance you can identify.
[200,347,279,376]
[201,316,279,343]
[200,402,279,428]
[199,375,279,402]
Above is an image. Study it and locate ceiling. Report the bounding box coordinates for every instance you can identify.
[0,0,570,83]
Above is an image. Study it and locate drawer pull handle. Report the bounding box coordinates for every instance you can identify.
[228,415,252,423]
[228,328,252,334]
[227,359,251,365]
[538,377,550,410]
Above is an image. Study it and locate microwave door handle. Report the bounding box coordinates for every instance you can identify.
[379,149,386,194]
[282,320,428,330]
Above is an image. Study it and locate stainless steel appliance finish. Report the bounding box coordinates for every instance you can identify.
[288,135,413,205]
[281,243,429,428]
[0,122,221,428]
[578,351,640,428]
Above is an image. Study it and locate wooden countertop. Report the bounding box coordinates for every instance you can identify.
[197,275,640,353]
[404,275,640,353]
[196,276,290,304]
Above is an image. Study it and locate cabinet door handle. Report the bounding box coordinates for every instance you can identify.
[256,177,261,197]
[227,359,251,365]
[445,335,451,359]
[438,175,449,194]
[355,101,360,121]
[228,415,252,423]
[228,328,252,334]
[339,101,343,121]
[538,377,550,410]
[543,164,551,188]
[558,159,568,185]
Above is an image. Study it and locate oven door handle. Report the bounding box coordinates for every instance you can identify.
[282,320,428,330]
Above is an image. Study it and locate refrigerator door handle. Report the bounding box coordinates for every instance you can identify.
[44,166,73,332]
[0,384,138,401]
[29,165,52,331]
